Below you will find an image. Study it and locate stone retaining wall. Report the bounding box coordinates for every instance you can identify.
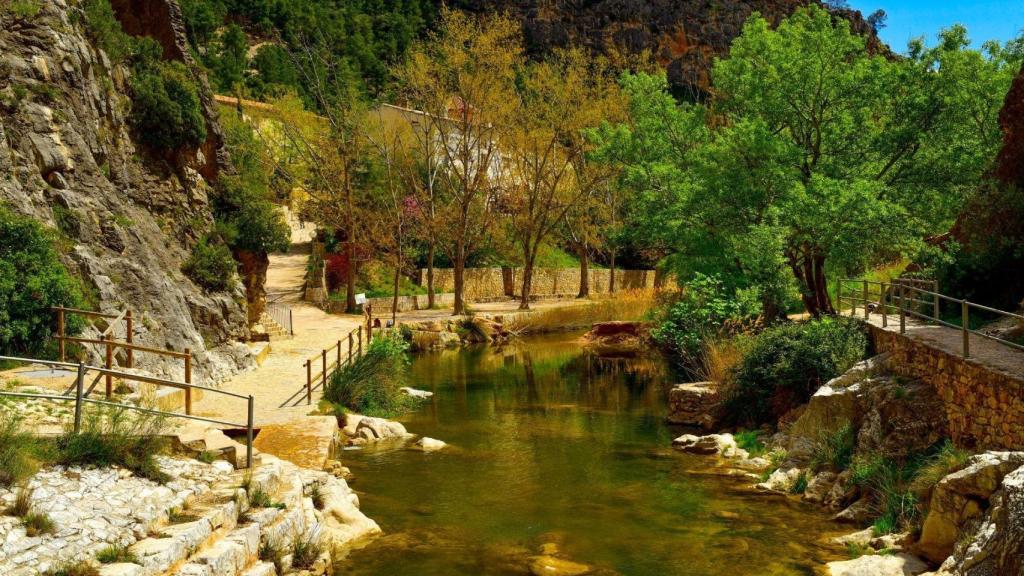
[868,325,1024,450]
[419,267,669,300]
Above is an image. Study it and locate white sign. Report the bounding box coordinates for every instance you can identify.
[355,293,367,305]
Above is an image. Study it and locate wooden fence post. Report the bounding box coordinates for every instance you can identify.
[336,340,341,370]
[881,283,888,328]
[125,310,134,369]
[74,362,85,434]
[348,332,353,363]
[863,280,869,320]
[104,334,113,399]
[306,360,311,404]
[184,348,192,416]
[899,284,906,334]
[57,308,66,362]
[320,349,327,402]
[962,300,970,358]
[358,326,363,356]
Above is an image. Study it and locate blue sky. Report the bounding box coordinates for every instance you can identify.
[846,0,1024,52]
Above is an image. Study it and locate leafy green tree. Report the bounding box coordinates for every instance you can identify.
[130,46,207,152]
[599,7,1019,317]
[0,206,84,356]
[212,24,248,92]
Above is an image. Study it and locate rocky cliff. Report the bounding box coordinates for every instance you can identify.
[454,0,883,99]
[0,0,253,382]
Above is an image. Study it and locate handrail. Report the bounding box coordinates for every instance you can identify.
[0,357,255,468]
[51,306,122,319]
[838,277,1024,358]
[55,336,191,358]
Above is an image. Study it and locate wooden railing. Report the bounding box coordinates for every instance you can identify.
[288,310,382,408]
[53,306,194,408]
[838,277,1024,358]
[0,356,255,468]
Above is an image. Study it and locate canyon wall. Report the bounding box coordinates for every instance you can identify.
[0,0,252,382]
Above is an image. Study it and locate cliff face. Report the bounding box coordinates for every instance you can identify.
[455,0,882,99]
[0,0,252,382]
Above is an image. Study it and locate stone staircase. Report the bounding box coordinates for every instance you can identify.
[257,312,291,342]
[100,457,327,576]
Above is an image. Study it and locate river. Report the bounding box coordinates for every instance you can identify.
[336,331,848,575]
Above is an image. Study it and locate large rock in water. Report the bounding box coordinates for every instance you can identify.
[583,321,646,356]
[916,452,1024,564]
[666,382,720,428]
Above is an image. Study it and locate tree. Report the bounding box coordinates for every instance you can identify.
[399,9,521,315]
[599,7,1018,317]
[0,206,84,356]
[504,49,626,308]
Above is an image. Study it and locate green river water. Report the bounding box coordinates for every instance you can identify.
[336,332,848,575]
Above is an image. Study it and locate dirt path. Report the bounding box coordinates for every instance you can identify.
[192,242,363,426]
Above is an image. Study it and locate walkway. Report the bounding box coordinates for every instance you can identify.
[853,306,1024,381]
[191,241,363,426]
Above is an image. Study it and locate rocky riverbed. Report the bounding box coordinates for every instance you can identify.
[669,354,1024,576]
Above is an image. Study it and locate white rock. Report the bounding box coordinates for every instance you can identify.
[826,553,929,576]
[414,437,447,452]
[400,387,434,399]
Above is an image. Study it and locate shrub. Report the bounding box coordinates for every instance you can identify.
[22,510,55,536]
[324,333,415,418]
[850,454,922,534]
[0,412,51,486]
[310,482,324,510]
[81,0,134,64]
[130,55,207,152]
[734,430,765,457]
[96,544,136,564]
[810,421,856,472]
[182,236,237,292]
[56,405,169,483]
[5,0,42,20]
[0,206,85,356]
[722,317,867,425]
[910,441,972,496]
[258,538,286,574]
[290,531,323,569]
[651,274,760,363]
[6,486,32,517]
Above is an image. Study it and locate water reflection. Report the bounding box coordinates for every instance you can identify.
[338,332,847,575]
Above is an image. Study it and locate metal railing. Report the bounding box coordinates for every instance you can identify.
[0,356,255,468]
[837,277,1024,358]
[266,303,294,337]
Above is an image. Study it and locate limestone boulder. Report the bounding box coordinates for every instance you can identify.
[916,452,1024,564]
[833,497,874,525]
[672,433,743,458]
[354,417,411,442]
[413,437,447,452]
[803,471,837,504]
[756,467,802,493]
[826,553,929,576]
[666,382,720,429]
[400,387,434,399]
[946,464,1024,576]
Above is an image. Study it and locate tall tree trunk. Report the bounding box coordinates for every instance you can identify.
[609,249,616,294]
[788,246,833,317]
[392,226,402,325]
[344,167,357,314]
[520,247,535,310]
[577,246,590,298]
[453,240,466,315]
[426,241,436,308]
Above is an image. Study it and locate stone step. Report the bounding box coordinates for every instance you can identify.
[172,427,263,470]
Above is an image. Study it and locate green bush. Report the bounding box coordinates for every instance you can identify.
[130,53,207,152]
[651,273,761,362]
[0,206,85,357]
[722,317,867,425]
[81,0,134,64]
[734,430,765,456]
[56,405,169,483]
[849,454,922,534]
[324,333,415,418]
[183,236,237,292]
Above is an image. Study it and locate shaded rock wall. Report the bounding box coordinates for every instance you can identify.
[0,0,252,382]
[868,326,1024,450]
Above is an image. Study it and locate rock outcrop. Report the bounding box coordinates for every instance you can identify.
[456,0,884,99]
[0,0,253,382]
[666,381,720,428]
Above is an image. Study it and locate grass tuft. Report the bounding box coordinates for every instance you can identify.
[310,482,325,510]
[290,530,323,569]
[259,538,286,573]
[505,289,659,334]
[324,333,415,418]
[7,486,33,517]
[734,430,765,457]
[43,561,99,576]
[56,405,169,483]
[810,421,856,473]
[96,544,136,564]
[22,510,55,536]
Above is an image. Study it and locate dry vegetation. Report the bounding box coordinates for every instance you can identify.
[505,289,660,334]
